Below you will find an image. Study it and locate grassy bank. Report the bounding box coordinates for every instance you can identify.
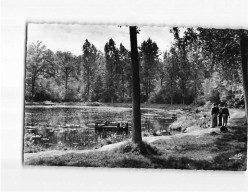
[25,110,247,171]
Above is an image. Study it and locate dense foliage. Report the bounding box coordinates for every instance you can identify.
[25,28,246,107]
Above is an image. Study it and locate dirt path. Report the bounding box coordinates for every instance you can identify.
[24,109,246,163]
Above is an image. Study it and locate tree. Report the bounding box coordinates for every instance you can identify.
[104,39,120,103]
[170,27,197,104]
[197,28,248,122]
[140,38,160,102]
[130,26,142,144]
[118,43,131,102]
[43,49,59,79]
[91,75,104,102]
[90,51,106,102]
[82,39,98,101]
[163,47,179,104]
[197,28,242,82]
[187,44,205,105]
[56,51,77,96]
[26,41,47,101]
[157,61,165,88]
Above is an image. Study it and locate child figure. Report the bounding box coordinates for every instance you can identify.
[200,115,208,128]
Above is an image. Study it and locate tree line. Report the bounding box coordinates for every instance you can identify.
[25,28,247,107]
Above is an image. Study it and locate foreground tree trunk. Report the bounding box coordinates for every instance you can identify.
[130,26,142,144]
[240,34,248,124]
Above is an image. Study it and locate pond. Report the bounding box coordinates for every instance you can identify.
[24,106,177,151]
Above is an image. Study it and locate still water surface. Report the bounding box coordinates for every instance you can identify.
[24,106,176,150]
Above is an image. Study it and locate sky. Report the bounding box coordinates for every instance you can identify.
[27,23,175,57]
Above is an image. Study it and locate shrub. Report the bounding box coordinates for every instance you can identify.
[208,89,220,104]
[196,97,206,106]
[149,90,166,104]
[169,114,200,131]
[24,133,45,153]
[64,82,82,102]
[32,78,64,102]
[204,101,212,109]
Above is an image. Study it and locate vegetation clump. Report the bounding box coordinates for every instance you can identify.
[114,141,162,156]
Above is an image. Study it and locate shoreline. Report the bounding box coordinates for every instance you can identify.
[25,101,195,109]
[24,109,246,164]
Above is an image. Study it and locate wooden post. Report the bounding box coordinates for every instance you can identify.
[117,123,120,132]
[125,123,129,135]
[95,122,98,134]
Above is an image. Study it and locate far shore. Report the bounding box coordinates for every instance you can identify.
[25,101,196,110]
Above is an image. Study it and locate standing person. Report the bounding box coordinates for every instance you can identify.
[211,103,219,128]
[222,104,230,127]
[218,104,223,126]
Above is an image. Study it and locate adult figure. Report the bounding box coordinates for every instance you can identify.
[222,104,230,127]
[218,104,223,126]
[211,103,219,128]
